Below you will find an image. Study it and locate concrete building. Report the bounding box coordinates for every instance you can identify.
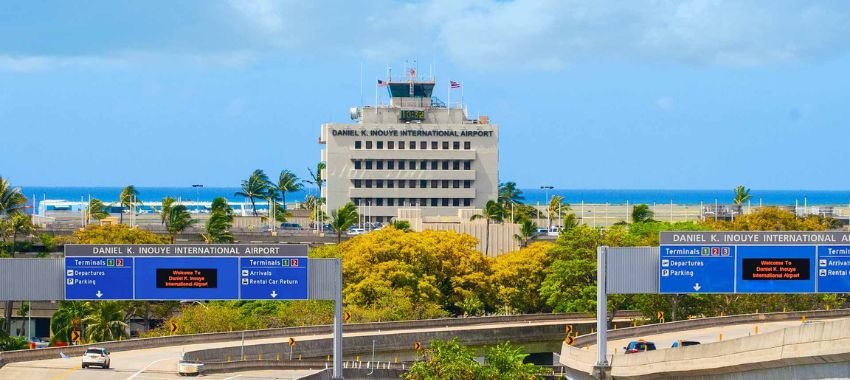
[319,72,498,223]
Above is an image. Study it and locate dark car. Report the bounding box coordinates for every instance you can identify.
[671,340,700,348]
[624,340,656,354]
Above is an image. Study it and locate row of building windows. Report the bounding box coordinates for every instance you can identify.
[354,140,472,151]
[353,179,472,189]
[352,198,472,207]
[354,159,472,171]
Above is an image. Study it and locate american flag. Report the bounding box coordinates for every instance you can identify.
[450,81,461,89]
[377,79,387,87]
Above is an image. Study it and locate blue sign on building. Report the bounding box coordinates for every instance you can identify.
[239,257,308,300]
[659,246,735,294]
[65,256,134,300]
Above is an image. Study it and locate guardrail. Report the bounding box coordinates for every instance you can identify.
[0,312,637,367]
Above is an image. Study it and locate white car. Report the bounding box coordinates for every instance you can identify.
[82,347,111,369]
[347,227,366,236]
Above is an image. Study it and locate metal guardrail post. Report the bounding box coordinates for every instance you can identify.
[594,245,610,379]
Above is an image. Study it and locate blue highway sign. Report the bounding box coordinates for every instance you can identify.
[239,257,308,300]
[659,246,734,293]
[134,257,240,300]
[735,245,815,293]
[65,256,134,300]
[815,246,850,293]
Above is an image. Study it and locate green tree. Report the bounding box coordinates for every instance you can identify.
[491,242,554,313]
[118,185,140,224]
[498,182,525,220]
[210,197,233,218]
[404,338,483,380]
[165,205,195,243]
[733,185,751,214]
[16,302,29,337]
[83,301,128,343]
[470,200,505,256]
[235,169,271,216]
[86,198,109,224]
[274,169,303,210]
[513,219,537,248]
[631,204,654,223]
[0,176,27,217]
[304,194,326,226]
[305,162,326,194]
[482,341,543,380]
[203,197,234,243]
[50,301,93,345]
[390,220,411,232]
[75,224,170,244]
[10,213,36,253]
[330,202,359,243]
[547,195,569,230]
[158,196,176,225]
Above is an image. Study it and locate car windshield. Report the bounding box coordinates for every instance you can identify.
[85,349,104,355]
[630,342,655,350]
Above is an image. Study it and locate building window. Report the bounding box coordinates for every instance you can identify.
[453,198,460,207]
[442,141,449,150]
[399,141,405,149]
[355,141,362,149]
[399,181,406,188]
[464,141,471,150]
[420,141,427,150]
[442,198,449,206]
[365,180,373,188]
[409,160,416,169]
[442,180,449,188]
[464,180,471,188]
[376,198,384,206]
[354,180,362,188]
[431,160,438,170]
[420,160,428,170]
[365,160,373,170]
[377,180,384,188]
[442,161,449,170]
[352,198,360,206]
[453,160,460,170]
[464,161,471,170]
[453,141,460,150]
[409,141,415,150]
[387,160,395,170]
[366,141,373,149]
[388,180,395,188]
[453,180,460,188]
[431,180,438,188]
[354,160,362,169]
[431,198,438,207]
[388,198,395,206]
[431,141,438,150]
[420,198,427,206]
[420,180,427,188]
[377,161,384,170]
[377,141,383,149]
[399,160,405,170]
[388,141,394,149]
[464,199,471,207]
[409,180,416,188]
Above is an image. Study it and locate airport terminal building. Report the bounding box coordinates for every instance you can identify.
[319,75,498,223]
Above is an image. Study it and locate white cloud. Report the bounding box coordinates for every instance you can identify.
[655,96,675,110]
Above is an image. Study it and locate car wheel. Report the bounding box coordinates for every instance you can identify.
[82,364,87,369]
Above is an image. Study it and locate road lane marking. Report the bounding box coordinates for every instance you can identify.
[222,375,243,380]
[126,358,172,380]
[48,367,79,380]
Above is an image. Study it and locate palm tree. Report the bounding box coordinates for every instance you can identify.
[203,197,234,243]
[50,301,93,345]
[83,301,128,343]
[119,185,140,224]
[733,185,751,214]
[235,169,271,216]
[210,197,233,219]
[547,195,569,231]
[632,204,654,223]
[305,162,326,227]
[159,196,176,225]
[470,200,505,256]
[498,182,525,220]
[330,202,359,243]
[390,220,411,232]
[274,170,303,210]
[514,219,538,248]
[305,162,326,194]
[0,176,27,217]
[10,213,35,253]
[86,198,109,224]
[165,205,195,243]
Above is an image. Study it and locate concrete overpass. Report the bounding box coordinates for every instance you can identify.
[561,309,850,379]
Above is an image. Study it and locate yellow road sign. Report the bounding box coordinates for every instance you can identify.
[71,330,81,344]
[343,311,352,322]
[414,342,422,351]
[288,337,296,347]
[565,325,573,335]
[170,321,178,334]
[656,311,665,320]
[565,336,575,346]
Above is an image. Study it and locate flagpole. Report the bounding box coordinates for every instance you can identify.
[375,77,378,117]
[447,81,451,117]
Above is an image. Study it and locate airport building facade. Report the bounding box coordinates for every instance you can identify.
[319,75,498,222]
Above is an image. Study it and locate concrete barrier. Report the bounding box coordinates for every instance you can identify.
[560,309,850,379]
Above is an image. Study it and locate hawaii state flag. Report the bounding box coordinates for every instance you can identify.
[450,80,461,89]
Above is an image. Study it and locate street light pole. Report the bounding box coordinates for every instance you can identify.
[192,184,203,212]
[540,186,553,230]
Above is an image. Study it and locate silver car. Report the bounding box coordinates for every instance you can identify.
[82,347,111,369]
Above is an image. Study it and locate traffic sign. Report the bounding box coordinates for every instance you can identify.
[565,336,575,346]
[289,337,296,347]
[565,325,573,335]
[735,245,815,293]
[816,246,850,292]
[134,257,239,300]
[414,342,422,351]
[343,311,352,322]
[239,257,308,300]
[65,256,134,300]
[170,321,178,334]
[656,311,664,320]
[71,330,81,344]
[659,245,734,293]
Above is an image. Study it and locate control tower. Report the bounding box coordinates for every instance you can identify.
[318,69,498,222]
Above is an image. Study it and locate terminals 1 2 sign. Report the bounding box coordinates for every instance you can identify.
[64,244,308,301]
[660,232,850,294]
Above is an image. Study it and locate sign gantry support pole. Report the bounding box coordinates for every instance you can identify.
[594,245,610,379]
[333,258,343,380]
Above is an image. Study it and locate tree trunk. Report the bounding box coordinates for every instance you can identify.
[120,206,124,224]
[12,229,17,254]
[250,198,257,216]
[3,300,13,335]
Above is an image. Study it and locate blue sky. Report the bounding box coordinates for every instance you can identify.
[2,1,850,189]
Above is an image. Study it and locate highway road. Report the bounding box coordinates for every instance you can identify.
[585,318,836,355]
[0,318,599,380]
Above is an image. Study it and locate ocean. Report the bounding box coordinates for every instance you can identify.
[18,187,850,207]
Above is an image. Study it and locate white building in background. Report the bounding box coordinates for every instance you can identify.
[319,71,499,223]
